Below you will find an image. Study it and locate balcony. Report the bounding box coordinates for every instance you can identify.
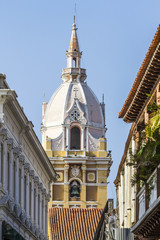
[132,164,160,239]
[62,68,86,75]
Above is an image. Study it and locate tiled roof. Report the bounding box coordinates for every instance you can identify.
[119,24,160,122]
[49,208,103,240]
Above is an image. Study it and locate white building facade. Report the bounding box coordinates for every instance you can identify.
[0,73,56,240]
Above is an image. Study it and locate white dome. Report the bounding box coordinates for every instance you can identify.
[43,81,104,139]
[42,19,106,150]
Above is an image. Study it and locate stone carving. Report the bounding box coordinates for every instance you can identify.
[70,165,80,178]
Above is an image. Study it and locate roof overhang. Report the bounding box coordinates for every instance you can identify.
[119,25,160,123]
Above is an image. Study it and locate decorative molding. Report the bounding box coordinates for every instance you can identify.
[87,173,95,182]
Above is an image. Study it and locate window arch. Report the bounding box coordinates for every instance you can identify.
[70,127,80,150]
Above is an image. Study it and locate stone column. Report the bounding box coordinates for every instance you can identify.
[120,171,124,227]
[34,177,39,227]
[66,125,70,149]
[86,127,89,151]
[21,163,24,210]
[9,148,13,198]
[26,171,29,216]
[81,126,85,150]
[39,191,42,228]
[30,171,34,221]
[15,158,19,203]
[124,163,128,227]
[3,140,7,191]
[45,195,50,236]
[42,193,45,232]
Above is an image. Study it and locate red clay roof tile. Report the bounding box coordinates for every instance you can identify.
[49,208,103,240]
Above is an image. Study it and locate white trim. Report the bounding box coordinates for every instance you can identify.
[54,168,64,170]
[87,168,108,170]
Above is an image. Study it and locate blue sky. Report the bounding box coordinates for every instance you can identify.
[0,0,160,202]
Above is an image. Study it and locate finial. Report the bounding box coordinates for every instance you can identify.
[102,93,104,103]
[73,15,75,24]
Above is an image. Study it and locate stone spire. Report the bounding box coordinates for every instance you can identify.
[61,17,87,82]
[68,16,80,53]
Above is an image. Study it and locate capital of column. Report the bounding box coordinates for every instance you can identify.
[7,138,13,151]
[0,128,7,142]
[13,146,22,159]
[19,155,25,165]
[24,163,30,175]
[64,164,69,170]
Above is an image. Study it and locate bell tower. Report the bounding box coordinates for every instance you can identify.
[41,17,112,209]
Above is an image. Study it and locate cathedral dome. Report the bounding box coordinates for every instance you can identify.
[44,81,104,139]
[42,18,106,151]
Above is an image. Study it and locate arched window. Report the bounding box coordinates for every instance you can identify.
[69,180,80,199]
[70,127,80,149]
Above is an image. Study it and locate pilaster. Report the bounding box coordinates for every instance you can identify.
[64,164,69,207]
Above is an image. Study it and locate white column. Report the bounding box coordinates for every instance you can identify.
[31,178,34,222]
[21,164,24,209]
[15,158,19,203]
[120,171,124,227]
[9,149,13,198]
[86,127,89,151]
[26,172,29,216]
[81,126,85,150]
[36,186,38,226]
[45,198,48,236]
[124,163,128,227]
[3,140,7,191]
[39,192,42,229]
[42,195,45,232]
[66,126,70,149]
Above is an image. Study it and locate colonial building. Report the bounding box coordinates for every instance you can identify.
[0,73,56,240]
[115,24,160,239]
[41,17,112,239]
[41,17,112,209]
